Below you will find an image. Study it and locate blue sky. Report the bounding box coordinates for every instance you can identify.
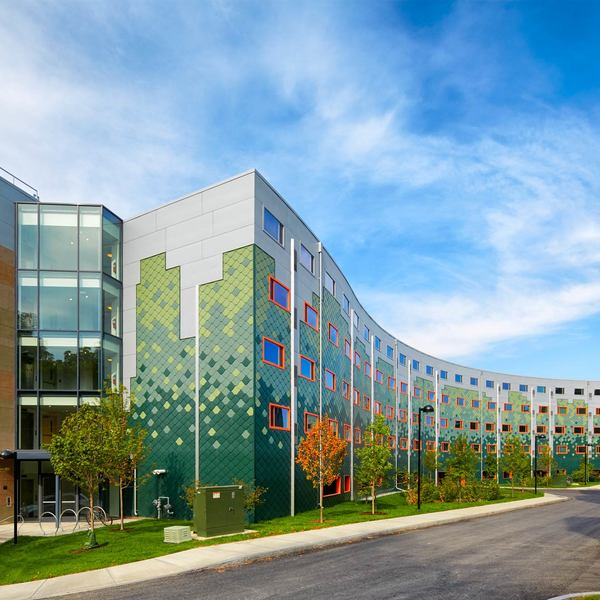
[2,1,600,379]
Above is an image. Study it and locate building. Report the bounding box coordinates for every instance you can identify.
[2,166,600,523]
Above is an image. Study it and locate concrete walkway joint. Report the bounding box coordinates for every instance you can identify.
[0,493,567,600]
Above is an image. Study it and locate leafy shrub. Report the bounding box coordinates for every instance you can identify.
[438,477,460,502]
[406,480,440,505]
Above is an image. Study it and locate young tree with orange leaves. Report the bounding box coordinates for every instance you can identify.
[296,416,348,523]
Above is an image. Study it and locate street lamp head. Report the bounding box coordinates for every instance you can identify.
[0,449,15,460]
[536,435,547,442]
[421,405,435,413]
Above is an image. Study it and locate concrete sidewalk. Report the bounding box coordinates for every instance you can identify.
[1,493,567,600]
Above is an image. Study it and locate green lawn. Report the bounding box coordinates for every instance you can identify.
[0,490,539,585]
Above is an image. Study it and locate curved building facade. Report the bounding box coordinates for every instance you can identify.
[2,167,599,522]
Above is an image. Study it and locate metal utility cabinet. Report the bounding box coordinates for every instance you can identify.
[193,485,245,537]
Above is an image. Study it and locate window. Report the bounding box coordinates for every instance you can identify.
[518,424,529,434]
[412,359,420,371]
[343,294,350,314]
[504,403,512,412]
[488,401,496,410]
[472,399,481,409]
[595,389,600,397]
[471,443,481,453]
[264,208,284,245]
[354,428,362,444]
[485,422,495,432]
[374,401,382,416]
[268,276,290,311]
[376,370,384,385]
[324,369,336,391]
[413,440,422,451]
[304,412,318,433]
[389,436,397,449]
[556,445,568,455]
[595,427,600,435]
[555,387,565,395]
[455,420,463,429]
[574,388,584,396]
[576,445,587,454]
[399,353,406,366]
[537,386,546,393]
[573,426,585,435]
[456,397,465,407]
[486,380,494,389]
[374,336,381,351]
[398,409,407,422]
[538,405,548,414]
[455,374,463,383]
[399,437,408,450]
[440,417,448,428]
[470,377,478,386]
[428,390,435,402]
[425,415,434,427]
[386,345,394,359]
[304,303,319,331]
[414,386,422,399]
[342,380,350,400]
[364,362,371,378]
[501,423,512,433]
[300,243,314,273]
[386,405,394,419]
[344,338,351,358]
[262,337,285,368]
[576,406,587,415]
[39,334,77,390]
[269,403,290,430]
[426,440,436,451]
[354,352,361,368]
[363,325,370,341]
[441,394,449,404]
[299,355,315,381]
[344,475,351,493]
[470,421,479,431]
[324,272,336,296]
[363,395,371,411]
[557,406,567,415]
[440,441,450,453]
[400,382,408,394]
[323,478,341,497]
[426,365,434,376]
[353,388,360,406]
[353,312,359,328]
[519,384,528,392]
[328,418,339,437]
[555,426,566,434]
[487,444,497,454]
[388,377,396,390]
[502,382,511,391]
[521,404,530,413]
[328,323,339,346]
[40,272,78,330]
[537,425,547,434]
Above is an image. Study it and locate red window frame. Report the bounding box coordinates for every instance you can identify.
[440,417,448,428]
[555,425,566,434]
[485,422,495,432]
[364,361,371,378]
[353,388,360,406]
[304,302,319,331]
[472,399,481,408]
[363,395,371,411]
[521,404,530,413]
[537,425,548,434]
[414,386,422,399]
[354,352,361,368]
[501,423,512,433]
[324,368,336,391]
[268,275,290,311]
[388,377,396,390]
[573,426,585,434]
[328,418,339,437]
[400,381,408,394]
[304,411,318,433]
[342,380,351,400]
[426,440,436,451]
[504,403,512,412]
[374,401,382,415]
[471,443,481,453]
[454,420,464,430]
[488,401,497,410]
[440,441,450,453]
[298,354,315,381]
[398,408,407,422]
[441,394,449,404]
[386,405,394,420]
[262,337,285,369]
[354,428,362,444]
[427,391,435,402]
[268,403,290,431]
[376,370,383,384]
[344,424,351,441]
[344,338,351,359]
[469,421,479,431]
[323,477,341,497]
[538,405,548,414]
[399,437,408,450]
[343,475,351,493]
[557,405,567,415]
[412,439,422,451]
[388,436,396,449]
[556,445,568,454]
[456,397,465,407]
[328,322,339,347]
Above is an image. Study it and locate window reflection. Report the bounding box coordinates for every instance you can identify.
[39,205,78,270]
[79,274,101,331]
[18,204,38,269]
[79,207,101,271]
[103,210,121,280]
[18,271,37,329]
[103,337,121,391]
[39,272,77,330]
[18,396,37,449]
[18,334,37,389]
[40,334,77,390]
[40,396,77,445]
[79,335,100,391]
[103,278,120,337]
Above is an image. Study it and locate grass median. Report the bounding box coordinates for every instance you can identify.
[0,489,540,585]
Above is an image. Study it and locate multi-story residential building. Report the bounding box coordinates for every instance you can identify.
[2,166,600,523]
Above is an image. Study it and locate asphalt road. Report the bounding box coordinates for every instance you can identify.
[61,489,600,600]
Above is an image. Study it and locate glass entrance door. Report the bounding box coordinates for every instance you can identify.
[40,473,57,518]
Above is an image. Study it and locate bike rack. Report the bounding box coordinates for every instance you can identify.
[59,509,80,534]
[77,505,110,529]
[39,512,59,536]
[0,514,24,531]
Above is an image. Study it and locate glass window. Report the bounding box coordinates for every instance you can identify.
[18,271,37,329]
[324,369,336,391]
[440,370,447,379]
[412,359,419,371]
[374,336,381,351]
[39,333,77,390]
[20,459,39,518]
[40,396,77,445]
[299,355,315,381]
[470,377,478,386]
[102,209,122,280]
[455,374,463,383]
[18,334,37,389]
[103,277,121,337]
[363,325,369,341]
[263,338,284,368]
[263,207,284,245]
[79,335,100,391]
[79,206,102,271]
[18,395,37,450]
[79,273,101,331]
[537,386,546,393]
[386,345,393,359]
[486,379,494,389]
[426,365,433,376]
[304,303,318,330]
[324,272,335,295]
[519,384,528,392]
[39,272,78,330]
[300,244,314,273]
[103,336,121,391]
[343,294,350,314]
[269,404,290,430]
[269,277,289,311]
[39,205,78,270]
[353,312,359,328]
[328,323,338,346]
[399,353,406,366]
[502,382,511,391]
[18,204,38,269]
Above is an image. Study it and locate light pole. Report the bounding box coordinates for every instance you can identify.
[418,405,435,510]
[584,443,593,485]
[534,435,546,495]
[0,449,17,544]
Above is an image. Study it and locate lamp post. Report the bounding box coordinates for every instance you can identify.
[584,443,593,485]
[534,435,546,495]
[417,405,435,510]
[0,450,17,544]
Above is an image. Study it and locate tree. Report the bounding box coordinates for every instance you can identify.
[296,416,347,523]
[424,449,438,482]
[46,404,110,548]
[445,435,477,502]
[500,435,530,496]
[355,415,393,515]
[102,386,147,531]
[537,445,554,479]
[483,452,498,480]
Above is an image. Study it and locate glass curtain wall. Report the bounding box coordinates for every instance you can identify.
[16,203,122,452]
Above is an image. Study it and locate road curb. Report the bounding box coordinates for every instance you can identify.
[0,494,568,600]
[546,593,600,600]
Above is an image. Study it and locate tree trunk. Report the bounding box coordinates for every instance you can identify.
[371,482,375,515]
[89,485,95,533]
[119,476,124,531]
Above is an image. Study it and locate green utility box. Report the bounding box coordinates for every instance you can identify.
[193,485,245,537]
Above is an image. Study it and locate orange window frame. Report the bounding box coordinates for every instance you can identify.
[556,445,568,454]
[488,401,496,410]
[440,441,450,453]
[538,405,548,414]
[268,403,290,431]
[427,391,435,402]
[576,407,587,415]
[353,388,360,406]
[262,336,285,369]
[442,394,449,404]
[426,440,436,451]
[374,401,382,415]
[456,397,465,407]
[412,439,422,451]
[376,370,383,384]
[363,395,371,411]
[471,443,481,453]
[343,475,351,493]
[354,351,361,368]
[323,477,341,497]
[324,368,336,391]
[354,428,362,444]
[304,411,318,433]
[386,405,394,419]
[487,444,497,454]
[414,386,422,399]
[573,426,585,434]
[327,322,339,347]
[469,421,479,431]
[501,423,512,433]
[454,419,464,430]
[304,302,319,331]
[485,422,495,432]
[328,418,339,437]
[298,354,315,381]
[576,445,587,454]
[343,424,351,441]
[440,417,448,429]
[555,425,565,434]
[344,338,351,359]
[518,424,529,433]
[537,425,548,434]
[521,404,530,413]
[268,275,290,311]
[400,381,408,394]
[557,406,567,415]
[342,380,350,400]
[364,362,371,377]
[399,437,408,450]
[472,399,481,408]
[398,408,407,422]
[388,377,396,390]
